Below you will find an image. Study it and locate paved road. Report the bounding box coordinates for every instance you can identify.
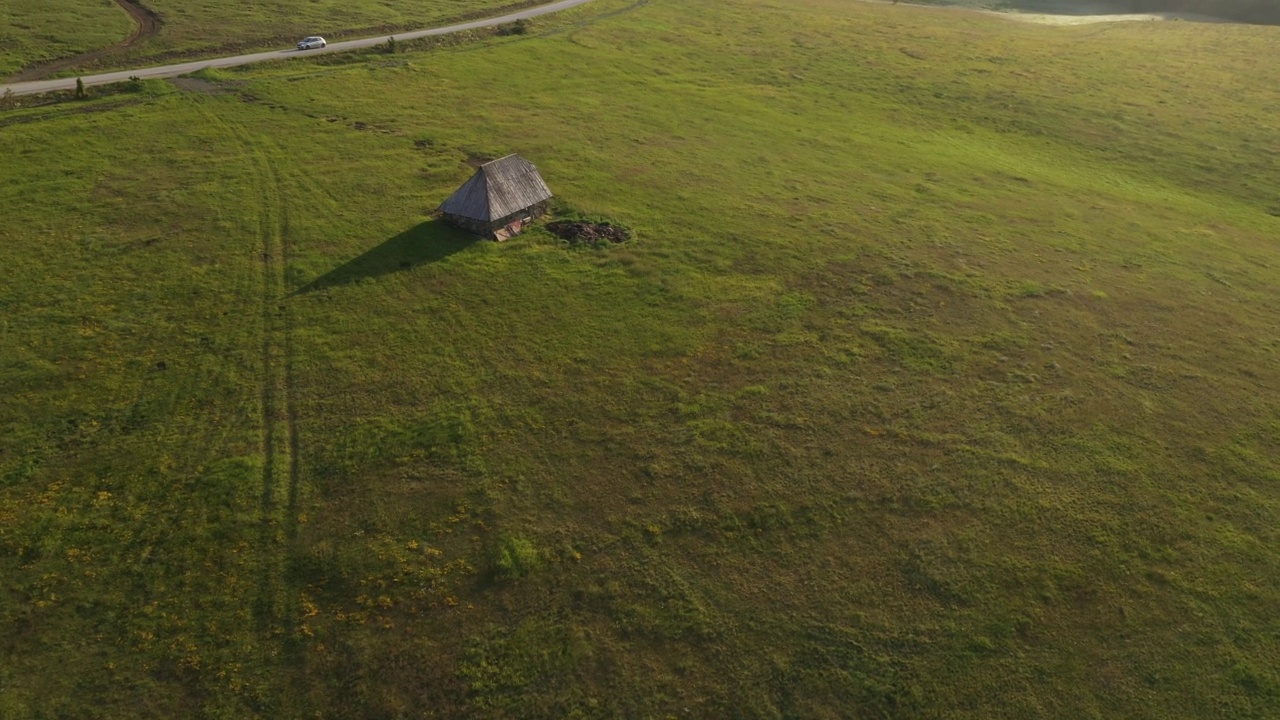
[1,0,595,97]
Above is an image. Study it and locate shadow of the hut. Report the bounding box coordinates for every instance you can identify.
[293,219,476,295]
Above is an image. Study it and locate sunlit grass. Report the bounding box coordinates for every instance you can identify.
[0,0,134,76]
[2,0,1278,716]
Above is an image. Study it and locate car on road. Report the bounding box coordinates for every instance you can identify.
[296,36,327,50]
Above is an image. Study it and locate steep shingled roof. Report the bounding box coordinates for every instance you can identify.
[438,155,553,222]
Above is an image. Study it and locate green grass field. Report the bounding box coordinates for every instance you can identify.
[0,0,135,77]
[3,0,1279,716]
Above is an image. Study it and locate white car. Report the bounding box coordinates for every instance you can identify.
[297,36,327,50]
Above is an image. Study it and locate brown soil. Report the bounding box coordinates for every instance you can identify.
[547,220,631,245]
[465,152,496,168]
[8,0,161,82]
[0,99,141,129]
[168,76,230,94]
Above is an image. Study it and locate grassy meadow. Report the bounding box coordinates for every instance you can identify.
[0,0,135,77]
[3,0,1280,716]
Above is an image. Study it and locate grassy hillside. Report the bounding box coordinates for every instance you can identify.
[0,0,135,77]
[3,0,1279,716]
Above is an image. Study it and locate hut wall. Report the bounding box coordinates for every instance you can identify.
[441,213,490,236]
[444,202,549,237]
[490,201,549,232]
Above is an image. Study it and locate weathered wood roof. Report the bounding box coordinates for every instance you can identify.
[438,154,553,222]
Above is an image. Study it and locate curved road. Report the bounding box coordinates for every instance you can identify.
[1,0,595,97]
[9,0,160,83]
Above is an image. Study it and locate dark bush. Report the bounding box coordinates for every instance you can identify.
[497,19,531,36]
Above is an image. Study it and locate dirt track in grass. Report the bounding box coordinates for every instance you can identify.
[8,0,160,82]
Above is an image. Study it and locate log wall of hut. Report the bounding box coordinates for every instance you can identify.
[441,213,491,236]
[443,201,549,238]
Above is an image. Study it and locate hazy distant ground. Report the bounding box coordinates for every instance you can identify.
[957,0,1232,24]
[919,0,1270,22]
[955,0,1154,11]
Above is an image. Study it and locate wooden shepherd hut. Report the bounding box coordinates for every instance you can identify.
[438,154,553,240]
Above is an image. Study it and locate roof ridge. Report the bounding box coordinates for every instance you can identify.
[480,153,519,169]
[478,170,491,218]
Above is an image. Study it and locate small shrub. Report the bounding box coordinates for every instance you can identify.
[497,19,530,36]
[384,36,397,54]
[491,536,540,580]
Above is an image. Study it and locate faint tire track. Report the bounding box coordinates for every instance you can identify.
[191,98,303,687]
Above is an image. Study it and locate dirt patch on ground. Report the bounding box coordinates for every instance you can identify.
[547,220,631,246]
[168,77,230,94]
[465,152,496,168]
[0,99,143,129]
[8,0,161,82]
